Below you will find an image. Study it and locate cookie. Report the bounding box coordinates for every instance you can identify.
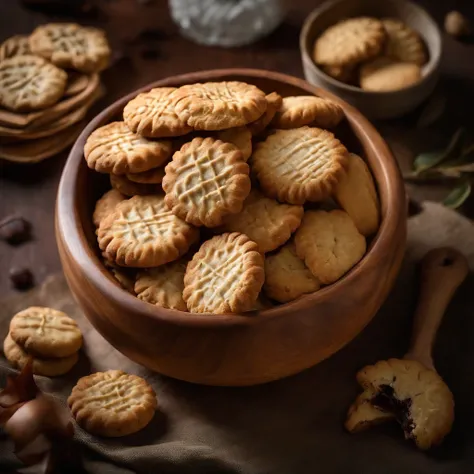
[0,35,31,60]
[123,87,192,138]
[162,137,251,227]
[10,306,83,358]
[216,126,252,161]
[183,232,264,314]
[252,127,348,205]
[382,18,427,66]
[219,189,303,253]
[110,174,162,197]
[3,333,79,377]
[68,370,157,437]
[174,81,267,130]
[271,96,344,130]
[126,167,166,184]
[321,65,355,83]
[294,210,366,284]
[313,17,386,67]
[93,189,126,228]
[360,57,422,92]
[64,71,90,97]
[248,92,283,136]
[135,259,187,311]
[98,194,199,267]
[29,23,110,73]
[355,358,454,450]
[334,153,380,236]
[0,55,67,112]
[84,121,172,174]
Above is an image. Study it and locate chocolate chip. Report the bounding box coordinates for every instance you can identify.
[0,216,31,245]
[9,267,34,291]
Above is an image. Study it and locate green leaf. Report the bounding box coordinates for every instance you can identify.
[442,181,472,209]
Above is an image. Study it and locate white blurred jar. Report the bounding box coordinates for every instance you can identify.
[169,0,287,47]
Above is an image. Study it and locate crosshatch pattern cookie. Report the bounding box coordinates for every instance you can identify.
[84,121,172,174]
[216,126,252,161]
[98,195,199,267]
[68,370,157,437]
[174,81,267,130]
[93,189,126,228]
[0,55,67,112]
[110,174,162,197]
[313,17,386,67]
[135,259,188,311]
[126,167,166,184]
[123,87,192,138]
[264,242,320,303]
[162,137,251,227]
[183,232,264,314]
[219,189,304,253]
[29,23,111,73]
[0,35,31,60]
[295,210,366,284]
[248,92,283,136]
[271,96,344,130]
[252,127,349,204]
[10,306,83,358]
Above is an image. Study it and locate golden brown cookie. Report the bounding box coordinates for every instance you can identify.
[247,92,283,136]
[123,87,193,138]
[110,174,162,197]
[68,370,157,437]
[174,81,267,130]
[354,358,454,450]
[64,71,90,97]
[98,194,199,267]
[183,232,264,314]
[360,57,422,92]
[135,259,187,311]
[216,126,252,161]
[84,121,172,174]
[93,189,126,228]
[382,18,427,66]
[263,242,320,303]
[126,167,166,184]
[334,153,380,236]
[0,55,67,112]
[10,307,83,358]
[29,23,110,73]
[219,189,303,253]
[294,210,366,284]
[252,127,348,205]
[313,17,386,67]
[162,137,251,227]
[0,35,31,60]
[271,96,344,130]
[3,333,79,377]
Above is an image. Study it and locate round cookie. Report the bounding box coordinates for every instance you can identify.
[216,126,252,161]
[93,189,126,228]
[29,23,110,73]
[251,127,349,205]
[126,167,166,184]
[97,194,199,267]
[313,17,386,67]
[264,242,320,303]
[10,307,83,358]
[271,96,344,130]
[248,92,283,136]
[68,370,157,437]
[0,35,31,60]
[0,55,67,112]
[110,174,162,197]
[219,189,303,253]
[123,87,192,138]
[183,232,264,314]
[84,121,172,174]
[174,81,267,130]
[4,333,79,377]
[162,137,251,227]
[294,210,366,284]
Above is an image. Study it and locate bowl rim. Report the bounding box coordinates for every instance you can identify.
[56,68,406,328]
[299,0,443,96]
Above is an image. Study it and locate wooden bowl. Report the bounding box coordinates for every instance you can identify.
[56,69,406,386]
[300,0,442,119]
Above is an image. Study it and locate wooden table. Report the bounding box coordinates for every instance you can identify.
[1,0,473,298]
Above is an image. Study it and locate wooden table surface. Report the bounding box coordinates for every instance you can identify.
[1,0,473,298]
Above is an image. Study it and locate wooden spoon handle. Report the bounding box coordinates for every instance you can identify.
[404,247,469,371]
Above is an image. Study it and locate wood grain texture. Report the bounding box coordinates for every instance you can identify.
[56,69,406,386]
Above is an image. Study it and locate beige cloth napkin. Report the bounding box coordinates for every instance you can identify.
[1,202,473,474]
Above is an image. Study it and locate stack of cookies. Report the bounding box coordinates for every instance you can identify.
[3,306,83,376]
[85,80,380,314]
[313,17,428,92]
[0,23,110,163]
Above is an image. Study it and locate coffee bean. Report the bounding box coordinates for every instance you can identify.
[0,216,31,245]
[9,267,34,290]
